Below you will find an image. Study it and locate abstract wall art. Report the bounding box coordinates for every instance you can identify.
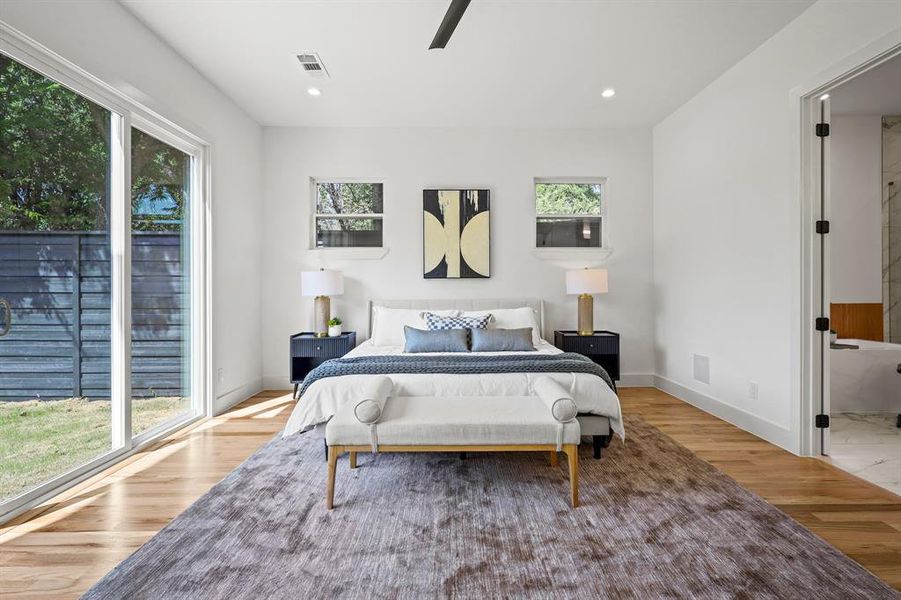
[423,189,490,279]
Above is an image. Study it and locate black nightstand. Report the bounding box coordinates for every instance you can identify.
[290,332,356,399]
[554,330,620,381]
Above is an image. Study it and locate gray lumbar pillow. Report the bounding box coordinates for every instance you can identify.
[470,327,535,352]
[403,326,469,353]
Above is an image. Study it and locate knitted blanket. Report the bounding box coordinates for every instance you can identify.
[298,352,616,397]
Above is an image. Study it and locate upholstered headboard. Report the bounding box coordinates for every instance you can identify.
[368,298,545,340]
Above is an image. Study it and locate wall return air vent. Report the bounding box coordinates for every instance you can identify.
[296,53,330,78]
[692,353,710,385]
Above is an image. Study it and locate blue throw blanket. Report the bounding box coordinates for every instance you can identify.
[298,352,616,397]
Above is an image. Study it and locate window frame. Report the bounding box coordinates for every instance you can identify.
[0,23,212,524]
[309,177,386,253]
[534,177,609,250]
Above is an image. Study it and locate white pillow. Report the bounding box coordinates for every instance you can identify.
[371,306,459,346]
[461,307,542,346]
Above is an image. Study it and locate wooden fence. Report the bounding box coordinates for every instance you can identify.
[0,231,186,401]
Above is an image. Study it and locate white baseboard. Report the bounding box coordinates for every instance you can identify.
[214,378,263,415]
[652,375,794,451]
[617,373,655,387]
[263,375,292,391]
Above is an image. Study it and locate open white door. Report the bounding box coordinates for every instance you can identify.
[816,94,832,456]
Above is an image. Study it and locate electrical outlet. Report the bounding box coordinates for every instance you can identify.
[217,368,224,384]
[748,381,759,401]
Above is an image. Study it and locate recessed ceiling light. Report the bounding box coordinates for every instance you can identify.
[819,93,830,101]
[601,88,616,99]
[307,87,321,96]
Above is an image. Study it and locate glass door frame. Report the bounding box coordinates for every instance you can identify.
[800,86,834,458]
[0,23,212,523]
[816,95,831,456]
[128,116,210,447]
[797,40,901,457]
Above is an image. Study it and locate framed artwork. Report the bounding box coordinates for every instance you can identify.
[423,189,490,279]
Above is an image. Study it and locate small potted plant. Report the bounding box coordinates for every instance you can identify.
[327,317,343,337]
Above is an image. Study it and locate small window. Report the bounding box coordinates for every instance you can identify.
[313,181,383,248]
[535,179,606,248]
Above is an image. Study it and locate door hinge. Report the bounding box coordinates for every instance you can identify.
[816,123,830,137]
[815,414,830,429]
[815,220,830,234]
[815,317,830,332]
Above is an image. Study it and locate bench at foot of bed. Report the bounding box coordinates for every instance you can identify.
[325,395,582,509]
[326,443,580,509]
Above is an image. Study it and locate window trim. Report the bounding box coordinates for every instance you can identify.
[309,177,389,259]
[0,22,212,524]
[532,177,613,263]
[534,177,609,249]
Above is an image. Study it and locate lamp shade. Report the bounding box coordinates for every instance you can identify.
[301,269,344,297]
[566,269,608,295]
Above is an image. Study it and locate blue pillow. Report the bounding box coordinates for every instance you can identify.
[471,328,535,352]
[403,326,469,353]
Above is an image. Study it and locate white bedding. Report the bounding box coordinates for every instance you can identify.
[282,339,624,439]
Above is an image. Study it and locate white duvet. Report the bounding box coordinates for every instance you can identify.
[282,339,624,439]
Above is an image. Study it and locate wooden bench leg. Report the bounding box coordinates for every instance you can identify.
[550,451,558,467]
[563,444,579,508]
[349,451,357,469]
[326,446,339,509]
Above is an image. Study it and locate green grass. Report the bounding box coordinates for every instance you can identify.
[0,397,188,502]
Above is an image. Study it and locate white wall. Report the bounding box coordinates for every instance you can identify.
[261,127,654,389]
[8,0,900,454]
[830,115,883,303]
[652,0,901,452]
[2,0,264,413]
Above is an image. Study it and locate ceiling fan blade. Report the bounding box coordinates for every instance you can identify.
[429,0,472,49]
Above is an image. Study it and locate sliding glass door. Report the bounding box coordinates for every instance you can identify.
[0,53,114,504]
[0,44,207,519]
[130,128,195,437]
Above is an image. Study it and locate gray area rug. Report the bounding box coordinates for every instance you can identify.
[84,416,898,599]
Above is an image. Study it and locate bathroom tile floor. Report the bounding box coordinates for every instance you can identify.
[826,413,901,496]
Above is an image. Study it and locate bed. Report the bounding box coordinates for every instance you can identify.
[282,298,624,447]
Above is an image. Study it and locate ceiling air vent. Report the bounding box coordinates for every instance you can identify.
[296,53,330,78]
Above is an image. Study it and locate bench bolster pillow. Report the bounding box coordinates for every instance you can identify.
[352,376,394,424]
[533,376,578,423]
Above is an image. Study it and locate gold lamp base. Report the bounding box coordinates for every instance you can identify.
[314,295,330,337]
[577,293,594,336]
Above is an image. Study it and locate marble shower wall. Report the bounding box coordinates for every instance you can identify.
[884,117,901,343]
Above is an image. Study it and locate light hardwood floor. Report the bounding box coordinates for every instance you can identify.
[1,388,899,597]
[0,390,296,599]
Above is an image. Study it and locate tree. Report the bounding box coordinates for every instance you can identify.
[0,55,187,233]
[0,55,110,231]
[131,128,188,232]
[535,183,602,215]
[317,182,382,231]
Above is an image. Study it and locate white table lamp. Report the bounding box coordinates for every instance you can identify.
[301,269,344,337]
[565,268,608,336]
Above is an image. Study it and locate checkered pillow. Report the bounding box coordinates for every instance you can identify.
[421,313,491,347]
[422,312,492,332]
